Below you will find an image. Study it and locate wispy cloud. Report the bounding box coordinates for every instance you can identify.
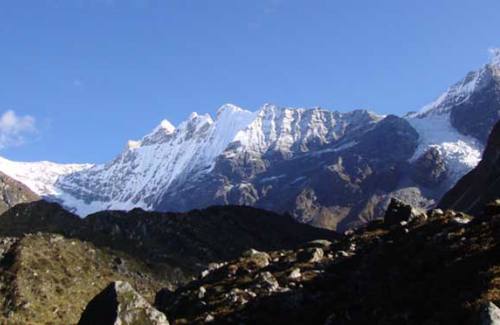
[0,110,37,149]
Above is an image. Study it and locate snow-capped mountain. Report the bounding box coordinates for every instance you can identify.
[0,50,498,230]
[404,50,500,183]
[53,104,256,215]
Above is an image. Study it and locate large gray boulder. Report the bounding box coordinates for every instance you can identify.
[78,281,169,325]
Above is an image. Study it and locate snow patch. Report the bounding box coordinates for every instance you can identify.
[260,175,286,183]
[406,113,483,183]
[310,141,357,157]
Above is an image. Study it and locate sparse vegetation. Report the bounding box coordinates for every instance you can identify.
[0,233,168,324]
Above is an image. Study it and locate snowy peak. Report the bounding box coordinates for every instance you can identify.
[140,119,176,146]
[415,68,490,117]
[147,119,176,138]
[158,119,176,134]
[216,103,252,119]
[410,50,500,118]
[180,112,213,133]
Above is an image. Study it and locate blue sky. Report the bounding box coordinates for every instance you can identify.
[1,0,499,163]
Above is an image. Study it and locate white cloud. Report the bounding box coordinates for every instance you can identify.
[0,110,37,149]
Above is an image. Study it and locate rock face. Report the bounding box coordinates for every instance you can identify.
[162,114,420,231]
[439,120,500,214]
[78,281,169,325]
[0,172,38,214]
[0,51,499,231]
[450,63,500,144]
[411,147,448,187]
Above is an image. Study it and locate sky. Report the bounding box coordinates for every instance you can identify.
[1,0,500,163]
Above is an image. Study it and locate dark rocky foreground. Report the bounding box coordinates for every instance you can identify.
[0,203,335,324]
[0,199,498,324]
[153,201,500,324]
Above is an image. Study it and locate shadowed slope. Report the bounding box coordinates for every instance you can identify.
[439,120,500,213]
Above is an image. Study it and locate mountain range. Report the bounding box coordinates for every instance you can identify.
[0,52,499,230]
[0,116,498,323]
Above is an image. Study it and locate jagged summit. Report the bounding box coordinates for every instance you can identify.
[216,103,251,118]
[158,119,176,134]
[412,49,500,118]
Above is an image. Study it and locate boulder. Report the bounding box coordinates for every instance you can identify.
[255,271,279,291]
[288,268,302,280]
[384,198,417,226]
[240,249,271,270]
[78,281,169,325]
[297,247,324,263]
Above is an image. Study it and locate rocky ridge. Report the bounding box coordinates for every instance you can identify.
[0,202,336,277]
